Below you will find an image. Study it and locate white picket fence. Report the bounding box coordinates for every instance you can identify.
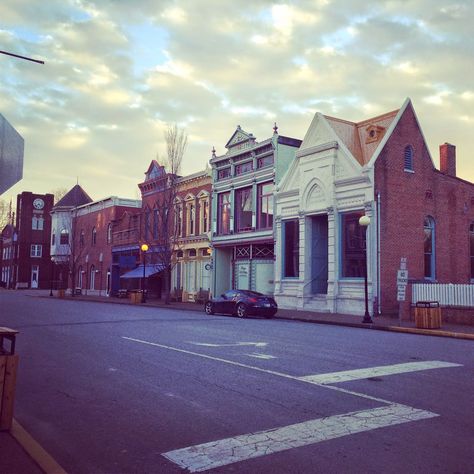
[412,283,474,308]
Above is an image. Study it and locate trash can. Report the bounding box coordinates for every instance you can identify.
[414,301,442,329]
[0,327,19,431]
[129,290,142,304]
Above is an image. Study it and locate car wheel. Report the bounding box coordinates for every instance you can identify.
[204,302,215,315]
[236,303,247,318]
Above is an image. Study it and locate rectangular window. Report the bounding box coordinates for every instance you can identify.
[218,168,231,180]
[235,187,253,232]
[257,155,274,169]
[235,161,253,176]
[153,209,159,239]
[60,231,69,245]
[32,216,44,230]
[189,204,195,235]
[257,182,273,229]
[218,192,231,235]
[203,200,208,233]
[341,212,366,278]
[31,244,42,257]
[283,220,299,277]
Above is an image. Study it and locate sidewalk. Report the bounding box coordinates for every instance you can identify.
[34,290,474,340]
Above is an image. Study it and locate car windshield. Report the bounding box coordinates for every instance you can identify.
[238,290,263,297]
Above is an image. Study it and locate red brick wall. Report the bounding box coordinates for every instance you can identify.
[15,192,54,289]
[375,103,474,314]
[74,205,137,290]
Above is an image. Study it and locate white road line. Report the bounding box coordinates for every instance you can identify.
[245,353,276,360]
[162,404,438,472]
[188,342,268,348]
[299,361,462,385]
[120,336,418,405]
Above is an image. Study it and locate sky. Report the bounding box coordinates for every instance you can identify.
[1,0,473,204]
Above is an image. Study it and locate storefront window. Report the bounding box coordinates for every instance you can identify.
[341,212,365,278]
[283,220,299,278]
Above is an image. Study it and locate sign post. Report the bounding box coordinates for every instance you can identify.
[396,258,408,326]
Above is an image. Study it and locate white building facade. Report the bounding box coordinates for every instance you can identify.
[274,106,402,315]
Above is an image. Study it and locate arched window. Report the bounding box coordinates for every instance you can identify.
[90,265,95,290]
[78,266,83,288]
[52,230,56,246]
[424,216,435,279]
[404,145,414,171]
[107,223,112,244]
[80,229,85,247]
[60,228,69,245]
[92,227,97,246]
[470,223,474,280]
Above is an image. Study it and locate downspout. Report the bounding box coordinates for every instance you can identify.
[377,192,381,315]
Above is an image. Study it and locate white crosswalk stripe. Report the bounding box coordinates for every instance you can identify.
[163,404,438,473]
[299,361,462,385]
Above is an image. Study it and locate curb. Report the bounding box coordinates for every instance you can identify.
[35,294,474,340]
[11,419,68,474]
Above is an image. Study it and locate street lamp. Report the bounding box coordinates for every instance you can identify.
[359,214,373,324]
[49,257,54,297]
[141,244,149,303]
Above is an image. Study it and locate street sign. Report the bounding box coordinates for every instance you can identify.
[397,269,408,286]
[397,289,406,301]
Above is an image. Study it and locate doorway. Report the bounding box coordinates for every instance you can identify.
[311,215,328,294]
[31,265,39,288]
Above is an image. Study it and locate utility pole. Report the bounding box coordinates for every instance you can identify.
[0,50,44,64]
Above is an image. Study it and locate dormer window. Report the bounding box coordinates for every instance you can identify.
[365,125,385,144]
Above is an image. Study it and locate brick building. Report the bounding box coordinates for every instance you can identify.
[73,196,141,295]
[171,169,212,302]
[14,192,54,289]
[1,224,16,288]
[275,98,474,316]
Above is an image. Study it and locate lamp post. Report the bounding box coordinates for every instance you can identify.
[359,215,373,324]
[141,244,149,303]
[49,257,54,297]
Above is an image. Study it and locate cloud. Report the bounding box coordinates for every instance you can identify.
[1,0,473,205]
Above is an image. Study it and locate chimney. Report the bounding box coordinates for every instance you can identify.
[440,143,456,177]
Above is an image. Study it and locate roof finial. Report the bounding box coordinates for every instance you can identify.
[212,146,216,159]
[273,122,278,134]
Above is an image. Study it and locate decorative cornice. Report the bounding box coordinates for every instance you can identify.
[296,141,338,159]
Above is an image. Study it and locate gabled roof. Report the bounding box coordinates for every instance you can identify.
[225,125,256,150]
[324,108,400,166]
[144,160,167,181]
[54,185,93,209]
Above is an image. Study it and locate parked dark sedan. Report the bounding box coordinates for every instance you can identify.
[204,289,278,318]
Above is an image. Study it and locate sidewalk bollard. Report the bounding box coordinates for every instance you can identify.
[0,327,19,431]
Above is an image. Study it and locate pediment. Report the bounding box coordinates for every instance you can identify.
[225,125,256,150]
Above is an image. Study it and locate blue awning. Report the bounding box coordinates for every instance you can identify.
[120,264,165,279]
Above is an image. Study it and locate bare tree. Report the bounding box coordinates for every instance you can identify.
[0,198,13,230]
[149,124,187,304]
[49,187,69,204]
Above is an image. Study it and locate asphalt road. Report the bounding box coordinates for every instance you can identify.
[1,291,473,474]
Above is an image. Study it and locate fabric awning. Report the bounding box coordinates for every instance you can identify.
[120,264,165,279]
